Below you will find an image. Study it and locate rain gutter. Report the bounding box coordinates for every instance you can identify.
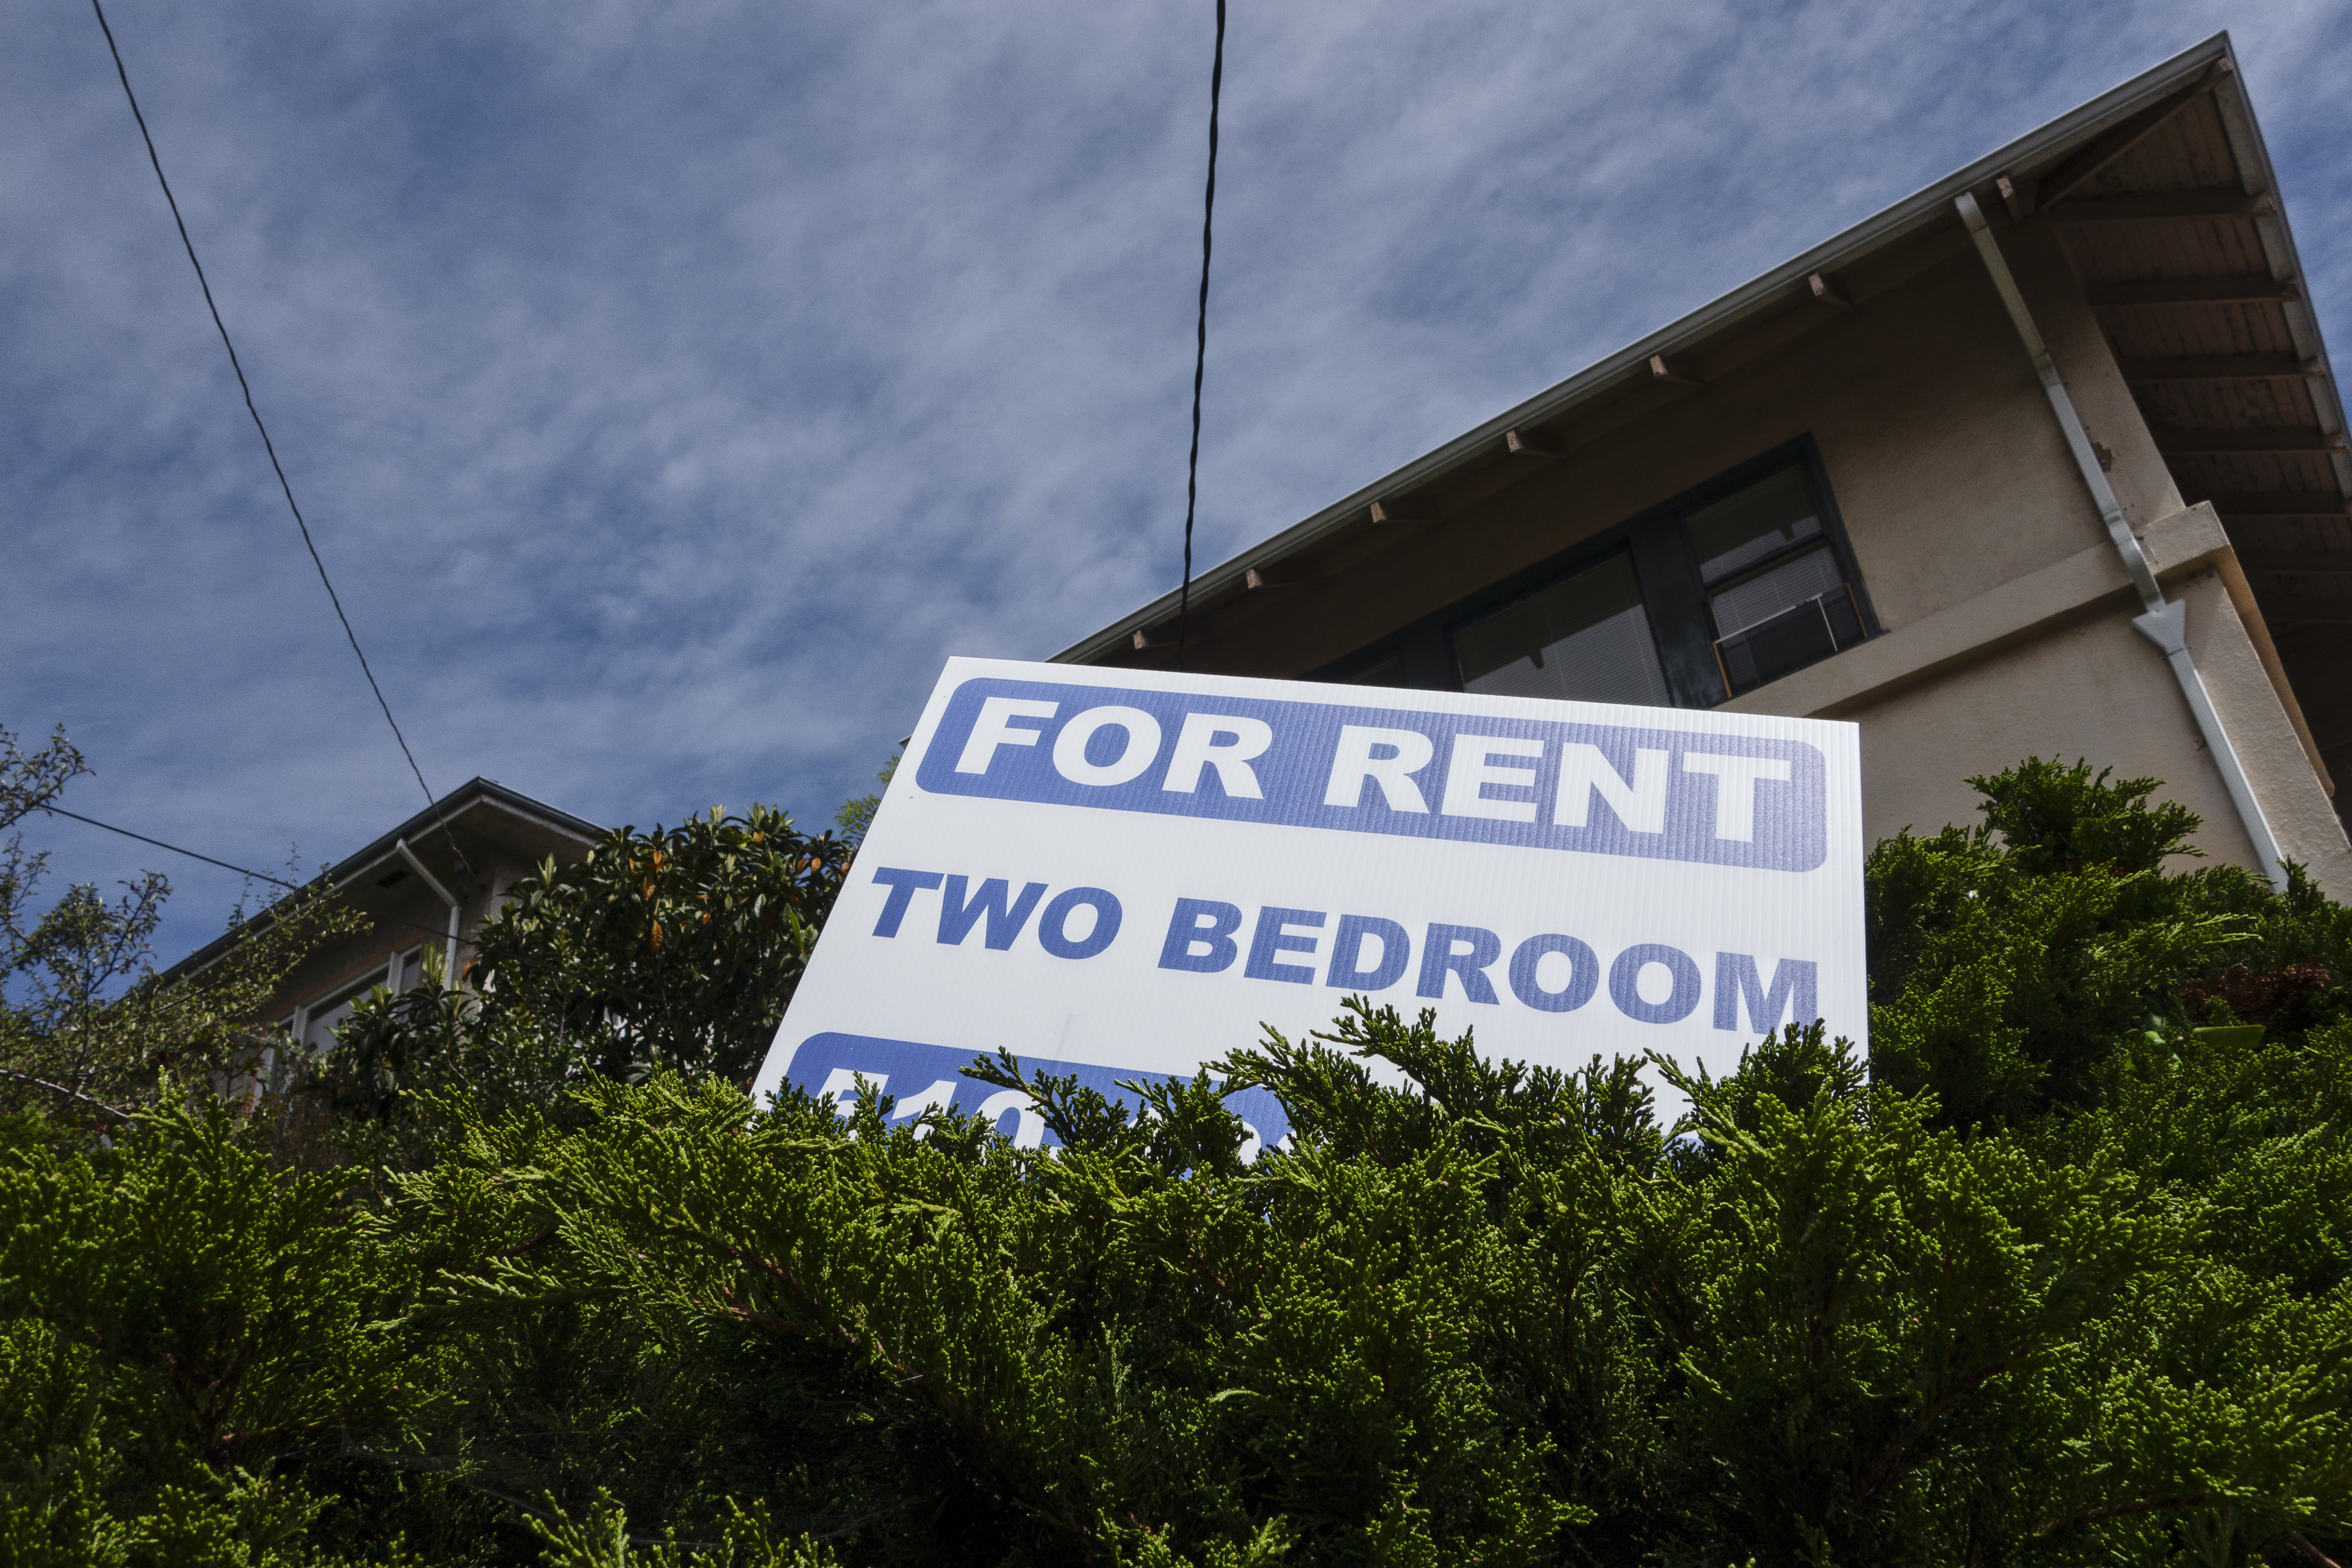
[396,837,464,984]
[1956,190,2288,891]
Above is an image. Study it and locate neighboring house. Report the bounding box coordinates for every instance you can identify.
[1057,35,2352,898]
[161,778,602,1049]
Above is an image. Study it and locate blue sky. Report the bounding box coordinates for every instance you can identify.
[5,0,2348,970]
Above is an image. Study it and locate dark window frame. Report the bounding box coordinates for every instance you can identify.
[1311,435,1877,706]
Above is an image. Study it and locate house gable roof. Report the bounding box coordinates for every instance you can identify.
[1053,33,2347,681]
[156,777,602,985]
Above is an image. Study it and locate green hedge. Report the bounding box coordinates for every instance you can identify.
[2,761,2348,1566]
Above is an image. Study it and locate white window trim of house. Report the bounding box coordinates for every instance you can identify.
[287,945,425,1054]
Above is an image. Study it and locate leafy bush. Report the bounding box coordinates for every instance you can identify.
[315,805,852,1172]
[1,724,362,1134]
[461,805,851,1089]
[1,758,2348,1566]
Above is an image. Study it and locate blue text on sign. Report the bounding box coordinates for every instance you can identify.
[863,865,1816,1035]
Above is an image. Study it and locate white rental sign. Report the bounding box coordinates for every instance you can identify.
[752,656,1865,1151]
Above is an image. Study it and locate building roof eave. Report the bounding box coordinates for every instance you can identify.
[1050,32,2243,667]
[153,777,603,988]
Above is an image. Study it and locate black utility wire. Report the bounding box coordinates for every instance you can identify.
[38,801,303,890]
[37,803,483,958]
[1176,0,1225,663]
[89,0,466,875]
[35,803,703,1008]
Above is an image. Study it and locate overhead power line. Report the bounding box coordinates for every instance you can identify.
[37,801,303,890]
[1177,0,1226,663]
[34,802,479,956]
[32,802,696,1012]
[88,0,467,875]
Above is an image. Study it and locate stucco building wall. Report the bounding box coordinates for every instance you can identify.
[1131,220,2350,892]
[162,781,601,1042]
[1177,234,2161,681]
[1066,45,2352,908]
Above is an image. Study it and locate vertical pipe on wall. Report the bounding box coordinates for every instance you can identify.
[396,837,464,983]
[1953,192,2289,891]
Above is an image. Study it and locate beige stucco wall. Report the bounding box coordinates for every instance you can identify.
[1131,210,2348,892]
[1178,232,2155,680]
[245,809,587,1031]
[1725,502,2352,894]
[1806,224,2187,630]
[1716,219,2348,891]
[2162,563,2351,889]
[1829,574,2347,892]
[1833,609,2257,864]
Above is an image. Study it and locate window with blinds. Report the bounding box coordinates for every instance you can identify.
[1324,441,1873,708]
[1683,464,1865,696]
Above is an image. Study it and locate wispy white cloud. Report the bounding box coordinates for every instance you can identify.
[4,0,2347,965]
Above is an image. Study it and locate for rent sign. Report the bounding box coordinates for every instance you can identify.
[752,657,1864,1151]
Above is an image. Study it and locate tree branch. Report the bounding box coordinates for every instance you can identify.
[0,1065,132,1123]
[335,1436,712,1551]
[2290,1531,2345,1568]
[2033,1493,2217,1534]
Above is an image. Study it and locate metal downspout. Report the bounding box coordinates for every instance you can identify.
[1954,192,2288,891]
[395,837,463,983]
